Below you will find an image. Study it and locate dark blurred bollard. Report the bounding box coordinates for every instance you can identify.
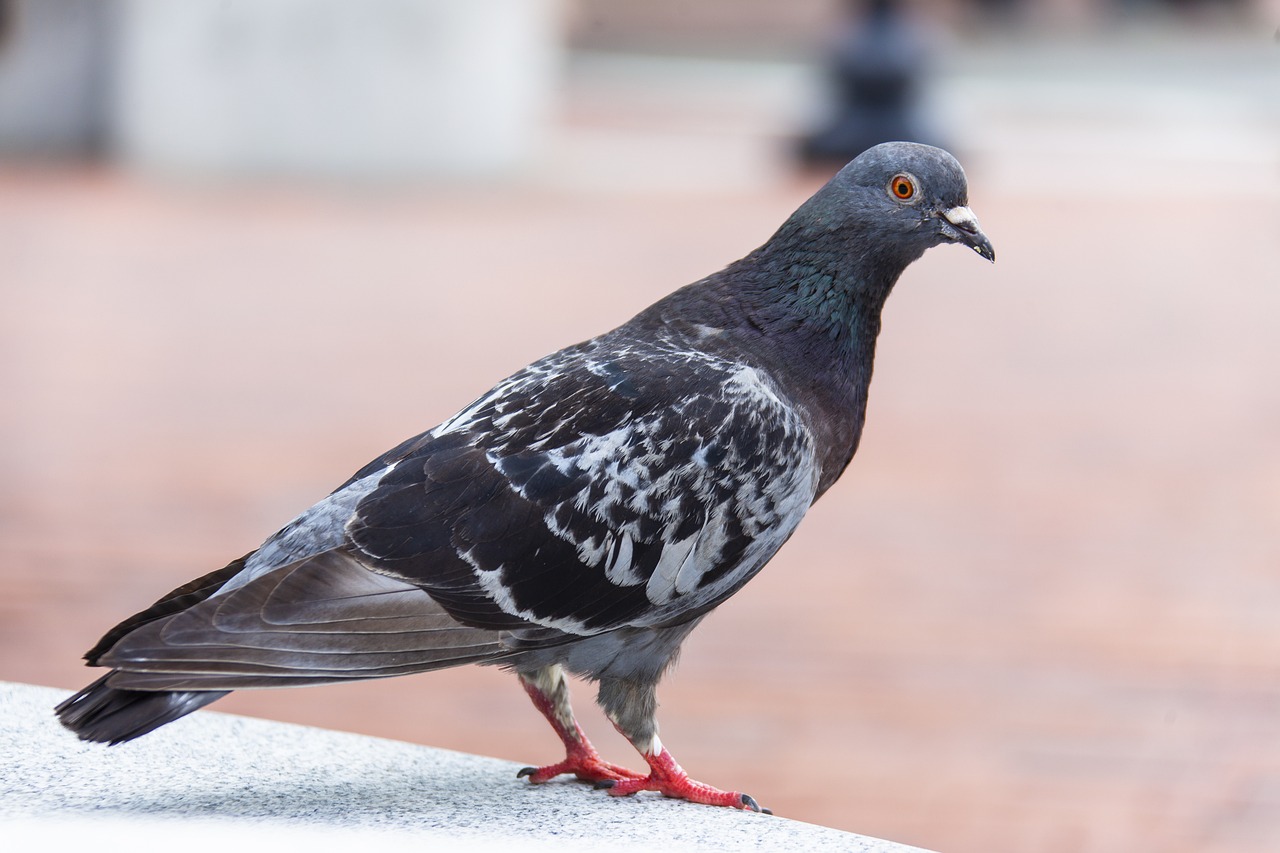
[798,0,942,167]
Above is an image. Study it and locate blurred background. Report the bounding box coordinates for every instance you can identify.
[1,1,1278,851]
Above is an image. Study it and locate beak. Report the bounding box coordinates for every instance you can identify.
[938,206,995,263]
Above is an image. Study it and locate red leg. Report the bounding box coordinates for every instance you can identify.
[597,735,769,813]
[516,667,645,785]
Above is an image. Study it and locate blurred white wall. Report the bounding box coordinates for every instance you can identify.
[113,0,563,180]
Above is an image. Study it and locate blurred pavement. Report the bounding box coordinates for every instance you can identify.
[2,29,1278,853]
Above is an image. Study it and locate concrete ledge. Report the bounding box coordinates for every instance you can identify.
[1,682,932,852]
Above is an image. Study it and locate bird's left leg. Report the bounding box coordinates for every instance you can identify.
[516,664,646,785]
[594,677,770,813]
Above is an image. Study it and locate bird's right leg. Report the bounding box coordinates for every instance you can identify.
[594,676,769,812]
[516,664,646,785]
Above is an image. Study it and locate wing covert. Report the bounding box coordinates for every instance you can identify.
[348,340,819,637]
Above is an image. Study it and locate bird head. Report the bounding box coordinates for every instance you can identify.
[831,141,995,264]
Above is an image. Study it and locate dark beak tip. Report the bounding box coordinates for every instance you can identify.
[937,208,994,265]
[965,232,995,264]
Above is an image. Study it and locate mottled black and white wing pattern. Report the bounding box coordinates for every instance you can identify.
[348,331,820,640]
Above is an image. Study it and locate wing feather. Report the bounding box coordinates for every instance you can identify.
[98,550,510,690]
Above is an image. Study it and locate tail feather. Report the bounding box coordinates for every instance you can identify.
[54,674,228,745]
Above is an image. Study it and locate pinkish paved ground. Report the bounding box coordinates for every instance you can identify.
[2,48,1278,847]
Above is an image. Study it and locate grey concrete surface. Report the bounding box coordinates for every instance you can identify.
[0,682,932,853]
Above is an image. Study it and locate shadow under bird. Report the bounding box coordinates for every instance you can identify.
[57,142,994,813]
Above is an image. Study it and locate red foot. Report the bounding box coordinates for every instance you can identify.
[598,747,769,813]
[518,738,646,785]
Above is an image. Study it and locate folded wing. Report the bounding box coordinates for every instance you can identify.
[100,549,508,690]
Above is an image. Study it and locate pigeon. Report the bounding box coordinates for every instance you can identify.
[56,142,993,814]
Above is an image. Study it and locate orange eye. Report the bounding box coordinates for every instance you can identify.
[890,175,916,200]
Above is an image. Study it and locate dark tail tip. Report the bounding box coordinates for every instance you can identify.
[55,673,228,745]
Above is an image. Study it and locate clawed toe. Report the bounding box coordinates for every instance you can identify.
[593,746,769,812]
[601,774,766,811]
[518,753,645,786]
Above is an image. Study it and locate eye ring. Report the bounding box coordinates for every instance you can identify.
[889,174,917,201]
